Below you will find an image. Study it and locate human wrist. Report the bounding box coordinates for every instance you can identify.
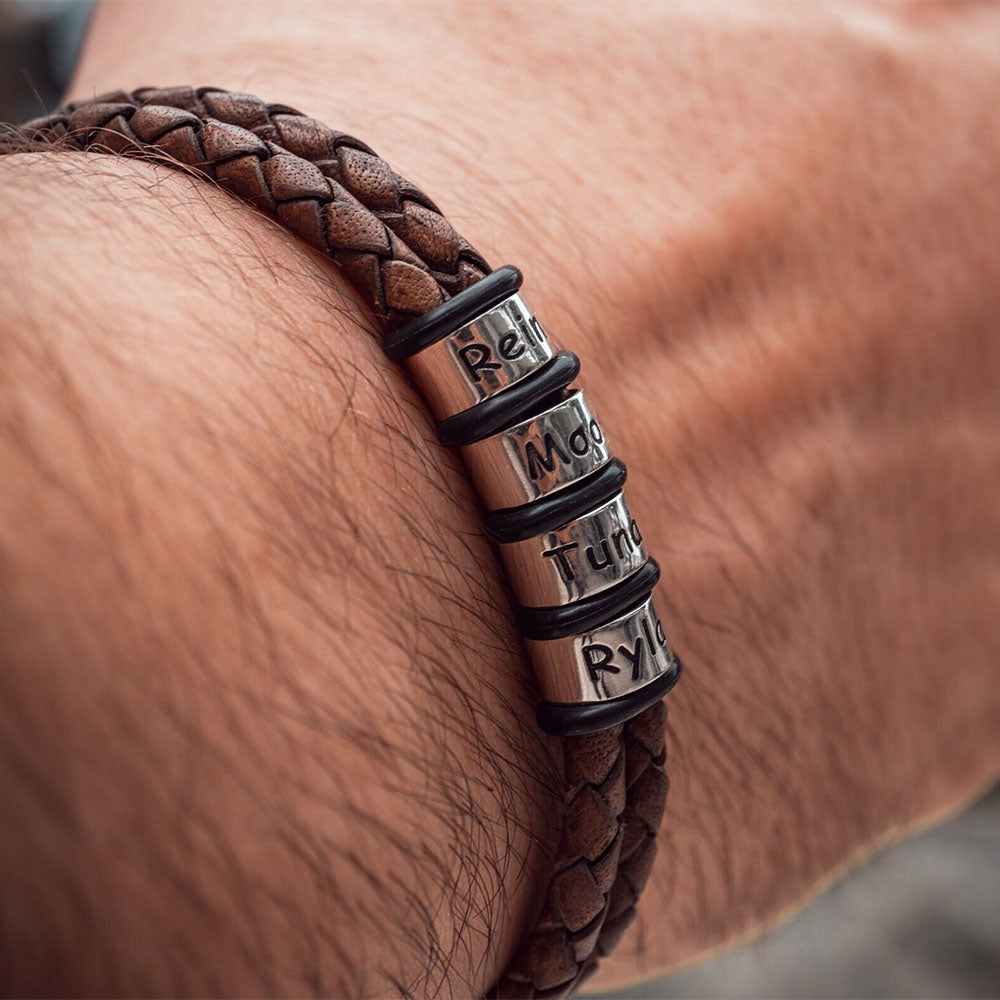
[0,151,561,996]
[18,0,1000,990]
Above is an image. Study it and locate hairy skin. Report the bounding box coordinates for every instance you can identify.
[2,1,1000,995]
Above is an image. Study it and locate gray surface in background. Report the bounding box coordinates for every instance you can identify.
[596,789,1000,999]
[1,3,998,998]
[0,1,90,122]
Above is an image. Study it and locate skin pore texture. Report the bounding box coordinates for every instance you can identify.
[2,1,999,996]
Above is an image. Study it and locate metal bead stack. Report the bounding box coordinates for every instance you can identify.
[384,267,681,735]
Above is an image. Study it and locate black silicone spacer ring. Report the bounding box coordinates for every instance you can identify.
[483,459,628,544]
[515,558,661,641]
[383,266,524,362]
[536,656,683,736]
[437,350,580,447]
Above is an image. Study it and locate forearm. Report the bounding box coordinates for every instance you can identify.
[2,1,999,995]
[0,152,560,995]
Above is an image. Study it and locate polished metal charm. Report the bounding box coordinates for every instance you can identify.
[461,389,610,509]
[388,264,680,731]
[405,292,555,421]
[500,491,646,607]
[527,594,677,704]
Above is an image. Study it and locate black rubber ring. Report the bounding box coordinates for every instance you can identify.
[382,266,523,362]
[536,656,683,736]
[483,460,628,544]
[437,350,580,447]
[515,558,661,641]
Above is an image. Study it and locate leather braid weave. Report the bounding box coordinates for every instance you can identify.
[497,702,668,998]
[1,89,670,999]
[3,85,490,331]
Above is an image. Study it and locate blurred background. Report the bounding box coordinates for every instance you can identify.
[1,2,997,997]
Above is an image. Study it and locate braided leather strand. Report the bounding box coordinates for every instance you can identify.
[1,90,670,999]
[5,86,489,331]
[496,701,668,998]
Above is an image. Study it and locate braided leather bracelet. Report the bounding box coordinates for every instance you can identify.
[2,86,683,999]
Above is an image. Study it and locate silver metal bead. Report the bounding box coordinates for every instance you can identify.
[461,389,610,509]
[500,491,646,607]
[527,594,677,704]
[404,291,555,421]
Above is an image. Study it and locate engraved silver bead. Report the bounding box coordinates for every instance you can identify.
[460,389,610,509]
[404,291,555,421]
[499,491,646,608]
[527,594,677,704]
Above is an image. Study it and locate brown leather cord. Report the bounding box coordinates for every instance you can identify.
[2,86,489,332]
[1,88,670,999]
[498,704,668,999]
